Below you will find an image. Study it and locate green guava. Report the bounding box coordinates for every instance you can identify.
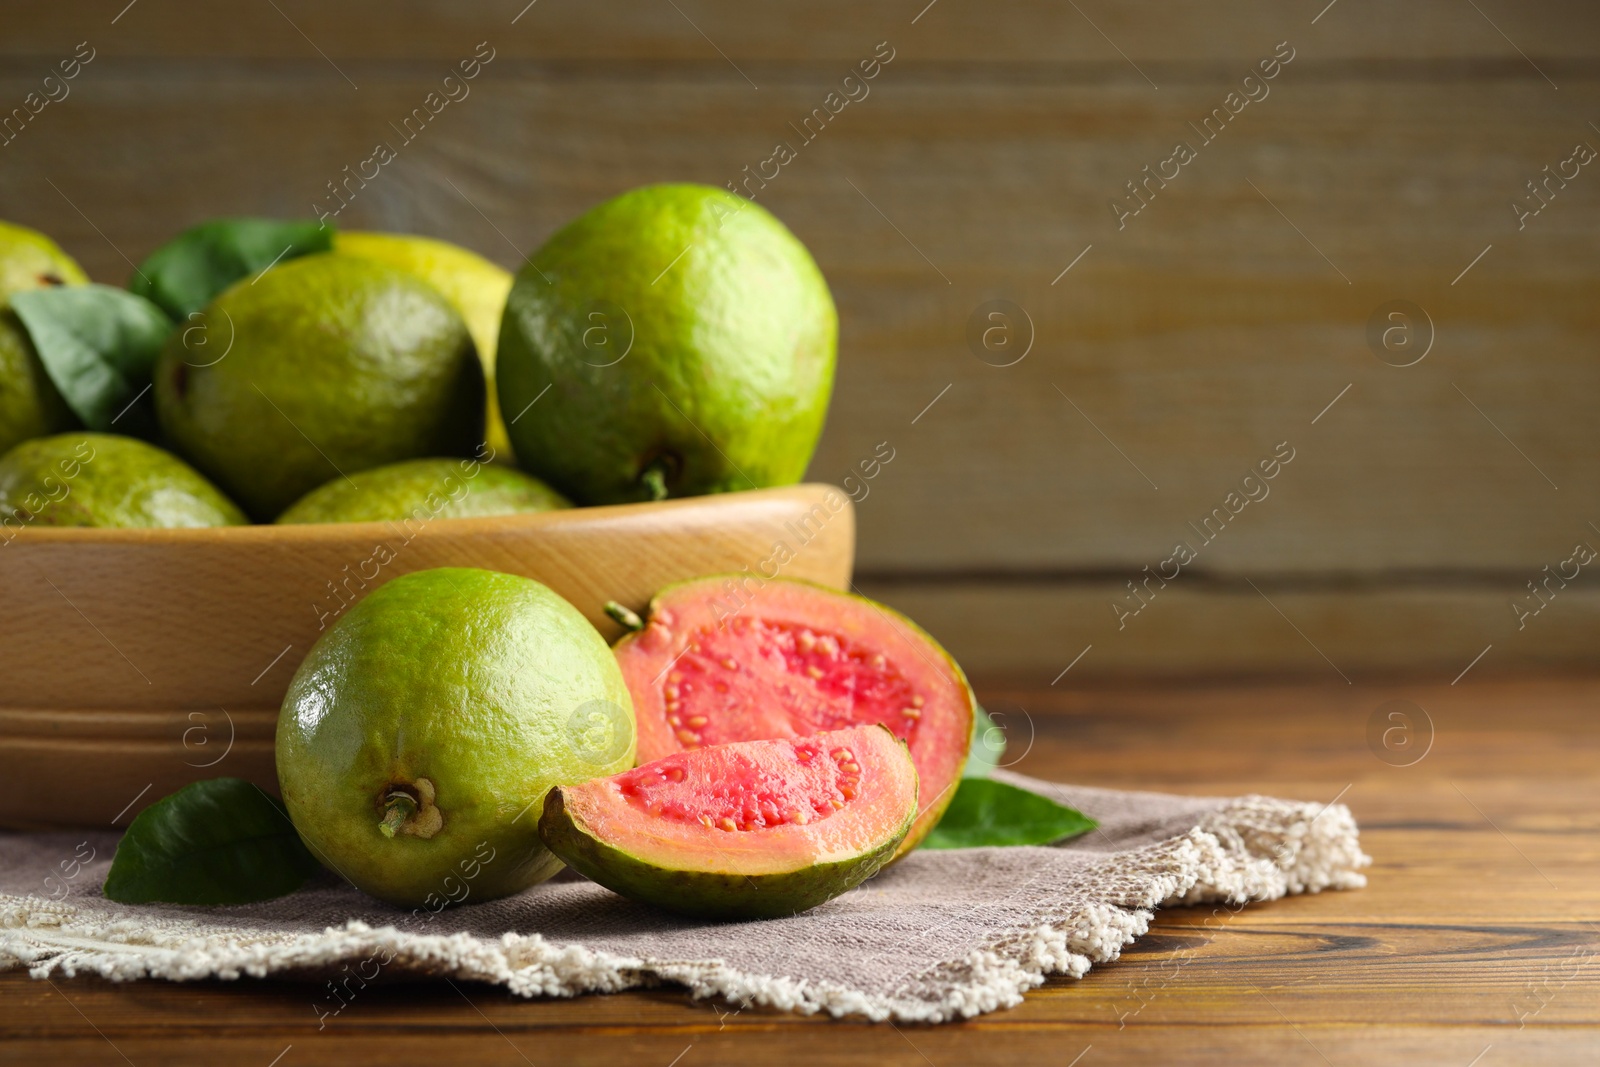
[153,253,484,521]
[0,220,90,456]
[540,724,917,919]
[0,316,75,459]
[497,183,837,504]
[614,576,975,858]
[0,432,246,528]
[334,231,514,460]
[0,220,89,297]
[276,567,636,907]
[275,456,570,525]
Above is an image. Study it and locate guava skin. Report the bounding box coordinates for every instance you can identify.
[497,183,837,504]
[333,231,515,461]
[0,432,246,528]
[154,253,485,521]
[0,315,77,458]
[275,456,570,525]
[0,221,90,455]
[0,220,89,298]
[276,568,636,908]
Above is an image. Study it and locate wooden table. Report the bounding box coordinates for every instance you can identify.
[4,676,1597,1065]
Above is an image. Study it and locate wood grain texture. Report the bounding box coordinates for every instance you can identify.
[6,0,1600,62]
[0,485,853,828]
[4,68,1595,570]
[4,677,1596,1064]
[857,579,1600,684]
[0,5,1595,669]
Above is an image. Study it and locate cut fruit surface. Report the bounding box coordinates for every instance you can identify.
[614,577,974,855]
[539,725,916,919]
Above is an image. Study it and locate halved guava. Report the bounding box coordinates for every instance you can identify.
[540,724,916,919]
[613,577,975,856]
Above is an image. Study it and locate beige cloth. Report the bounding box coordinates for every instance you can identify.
[0,770,1367,1022]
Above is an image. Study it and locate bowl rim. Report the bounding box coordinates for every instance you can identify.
[3,482,849,546]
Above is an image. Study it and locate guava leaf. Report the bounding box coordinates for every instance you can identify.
[922,777,1097,850]
[130,217,334,321]
[10,284,172,438]
[962,703,1005,778]
[103,777,321,905]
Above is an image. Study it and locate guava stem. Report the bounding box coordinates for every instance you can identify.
[605,600,646,632]
[378,778,443,839]
[640,462,670,502]
[378,790,416,839]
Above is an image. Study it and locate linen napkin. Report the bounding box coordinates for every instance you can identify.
[0,770,1367,1022]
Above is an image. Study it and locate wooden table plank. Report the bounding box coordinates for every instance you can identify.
[7,0,1600,63]
[4,677,1595,1064]
[858,581,1600,683]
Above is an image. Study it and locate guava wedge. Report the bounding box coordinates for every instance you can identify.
[613,577,975,857]
[539,724,916,919]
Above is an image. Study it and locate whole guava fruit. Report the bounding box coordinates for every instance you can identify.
[276,567,636,907]
[275,456,570,525]
[153,253,484,520]
[0,432,246,528]
[334,231,515,460]
[0,220,90,456]
[497,183,837,504]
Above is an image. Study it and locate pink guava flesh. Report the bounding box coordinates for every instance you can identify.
[617,732,869,832]
[615,577,975,855]
[548,724,918,880]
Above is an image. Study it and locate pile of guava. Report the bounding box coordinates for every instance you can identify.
[0,183,835,528]
[22,189,1040,919]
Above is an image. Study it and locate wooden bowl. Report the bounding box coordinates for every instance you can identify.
[0,484,854,830]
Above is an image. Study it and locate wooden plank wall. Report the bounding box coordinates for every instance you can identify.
[4,1,1598,683]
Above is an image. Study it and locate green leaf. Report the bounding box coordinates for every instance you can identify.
[130,217,334,321]
[922,777,1097,850]
[103,777,321,905]
[963,703,1006,778]
[10,284,172,438]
